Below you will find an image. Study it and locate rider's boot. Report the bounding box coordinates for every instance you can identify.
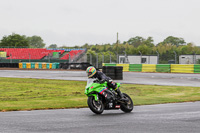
[116,88,128,102]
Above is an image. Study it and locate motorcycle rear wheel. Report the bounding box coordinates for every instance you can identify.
[87,96,104,114]
[120,93,134,113]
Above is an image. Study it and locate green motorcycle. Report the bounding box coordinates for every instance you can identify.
[85,79,133,114]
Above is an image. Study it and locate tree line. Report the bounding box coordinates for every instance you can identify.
[0,33,45,48]
[81,36,199,64]
[1,33,199,63]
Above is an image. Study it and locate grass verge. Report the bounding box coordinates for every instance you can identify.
[0,77,200,111]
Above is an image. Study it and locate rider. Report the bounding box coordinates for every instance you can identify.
[86,66,125,101]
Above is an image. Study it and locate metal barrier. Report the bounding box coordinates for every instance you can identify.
[103,63,200,74]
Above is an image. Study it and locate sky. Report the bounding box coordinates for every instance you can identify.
[0,0,200,47]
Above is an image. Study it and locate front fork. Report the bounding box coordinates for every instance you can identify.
[89,93,99,101]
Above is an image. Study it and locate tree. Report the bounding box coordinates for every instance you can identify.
[27,35,46,48]
[127,36,145,47]
[136,44,150,55]
[125,36,155,48]
[161,36,185,46]
[179,43,196,55]
[143,37,154,47]
[0,33,29,48]
[48,44,57,48]
[82,43,90,49]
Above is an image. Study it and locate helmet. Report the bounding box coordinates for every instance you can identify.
[86,66,96,78]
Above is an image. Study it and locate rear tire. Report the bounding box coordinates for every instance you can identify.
[87,96,104,114]
[120,93,134,113]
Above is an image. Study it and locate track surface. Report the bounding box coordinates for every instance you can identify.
[1,70,200,87]
[0,102,200,133]
[0,70,200,133]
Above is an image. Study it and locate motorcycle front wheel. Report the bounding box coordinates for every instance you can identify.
[120,93,134,113]
[87,96,104,114]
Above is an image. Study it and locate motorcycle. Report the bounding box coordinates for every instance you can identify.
[85,78,133,114]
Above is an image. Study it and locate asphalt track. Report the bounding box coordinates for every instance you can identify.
[0,102,200,133]
[0,70,200,133]
[1,70,200,87]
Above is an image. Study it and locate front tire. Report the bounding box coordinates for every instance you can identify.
[87,96,104,114]
[120,93,134,113]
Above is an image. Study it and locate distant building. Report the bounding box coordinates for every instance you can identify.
[179,55,200,64]
[118,55,158,64]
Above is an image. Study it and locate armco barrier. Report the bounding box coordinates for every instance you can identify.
[103,63,200,74]
[129,64,142,72]
[194,64,200,73]
[103,63,116,66]
[171,64,194,73]
[156,64,171,73]
[142,64,156,72]
[116,64,129,71]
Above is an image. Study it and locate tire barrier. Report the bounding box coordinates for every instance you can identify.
[59,63,69,69]
[18,62,90,70]
[0,63,19,68]
[52,63,60,69]
[31,62,35,69]
[59,62,91,70]
[115,66,123,80]
[103,66,123,80]
[19,62,54,69]
[103,63,200,74]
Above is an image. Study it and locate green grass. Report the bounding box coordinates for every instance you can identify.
[0,77,200,111]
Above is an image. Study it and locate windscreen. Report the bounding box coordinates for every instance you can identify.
[86,78,95,88]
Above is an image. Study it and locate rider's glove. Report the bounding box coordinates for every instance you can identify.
[93,80,98,83]
[99,80,105,84]
[108,80,113,83]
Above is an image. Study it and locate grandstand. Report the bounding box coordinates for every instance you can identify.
[0,48,86,63]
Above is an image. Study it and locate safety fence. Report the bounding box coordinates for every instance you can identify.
[103,63,200,74]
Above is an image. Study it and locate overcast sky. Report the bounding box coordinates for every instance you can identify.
[0,0,199,47]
